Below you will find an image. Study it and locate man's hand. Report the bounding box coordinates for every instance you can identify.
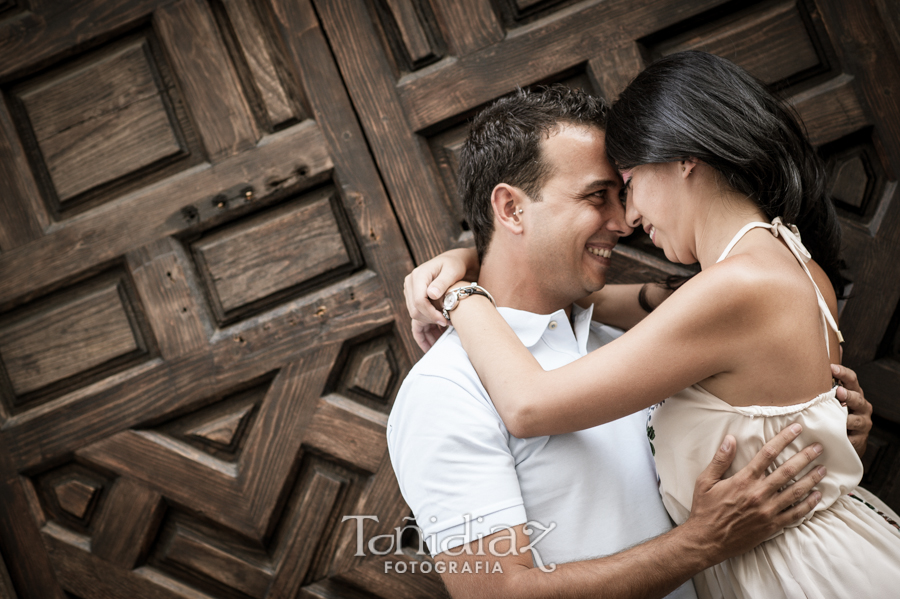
[831,363,873,457]
[686,424,825,561]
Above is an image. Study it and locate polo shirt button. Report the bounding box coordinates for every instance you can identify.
[548,321,557,329]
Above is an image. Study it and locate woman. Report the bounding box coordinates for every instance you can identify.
[407,52,900,598]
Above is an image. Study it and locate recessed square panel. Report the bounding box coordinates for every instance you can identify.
[15,37,184,204]
[647,0,830,89]
[192,187,364,323]
[0,269,154,408]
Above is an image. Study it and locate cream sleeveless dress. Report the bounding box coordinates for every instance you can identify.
[648,218,900,599]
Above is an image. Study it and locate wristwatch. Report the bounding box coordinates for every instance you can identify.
[442,283,496,321]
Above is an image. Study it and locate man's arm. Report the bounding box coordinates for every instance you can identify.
[437,425,825,599]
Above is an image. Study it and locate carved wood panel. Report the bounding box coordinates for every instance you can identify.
[322,0,900,523]
[0,1,443,598]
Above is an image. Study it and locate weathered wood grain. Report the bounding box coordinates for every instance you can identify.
[788,73,869,147]
[349,347,394,398]
[384,0,437,65]
[154,0,259,159]
[0,0,165,79]
[5,269,390,472]
[588,42,645,101]
[92,477,164,569]
[0,433,65,599]
[52,478,99,519]
[43,521,218,599]
[312,0,461,264]
[652,0,821,86]
[396,0,723,132]
[193,188,353,316]
[266,467,343,599]
[304,394,388,474]
[0,91,47,250]
[429,0,503,56]
[221,0,303,130]
[127,238,210,360]
[17,37,183,202]
[0,276,142,396]
[270,0,420,360]
[0,120,333,309]
[161,521,271,598]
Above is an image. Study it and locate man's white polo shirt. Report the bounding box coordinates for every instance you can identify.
[387,304,696,598]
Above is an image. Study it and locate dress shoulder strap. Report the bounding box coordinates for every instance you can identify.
[717,217,843,356]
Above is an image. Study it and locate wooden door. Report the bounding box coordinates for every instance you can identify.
[0,1,447,597]
[322,0,900,518]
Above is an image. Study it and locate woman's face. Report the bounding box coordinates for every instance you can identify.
[620,162,698,264]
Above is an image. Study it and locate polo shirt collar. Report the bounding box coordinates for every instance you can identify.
[497,302,595,353]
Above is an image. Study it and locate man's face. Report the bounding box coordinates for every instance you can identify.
[523,124,632,303]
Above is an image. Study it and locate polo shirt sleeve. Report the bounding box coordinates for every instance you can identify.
[387,369,527,556]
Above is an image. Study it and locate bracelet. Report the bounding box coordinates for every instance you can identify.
[638,283,655,313]
[442,283,496,321]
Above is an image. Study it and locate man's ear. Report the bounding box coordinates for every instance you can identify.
[491,183,526,235]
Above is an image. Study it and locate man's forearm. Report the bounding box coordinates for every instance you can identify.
[497,524,710,599]
[440,521,715,599]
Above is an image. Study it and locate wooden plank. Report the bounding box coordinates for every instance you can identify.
[303,394,388,474]
[0,90,47,250]
[653,0,821,86]
[193,189,352,315]
[265,468,343,599]
[396,0,723,132]
[384,0,436,64]
[235,349,340,538]
[311,0,459,264]
[221,0,302,129]
[0,433,65,599]
[0,276,141,396]
[127,238,210,361]
[0,0,165,79]
[0,546,15,599]
[16,37,184,203]
[788,73,869,147]
[269,0,421,361]
[154,0,259,159]
[92,477,165,569]
[587,42,645,101]
[4,269,392,473]
[161,521,271,598]
[429,0,503,55]
[43,522,217,599]
[0,120,333,309]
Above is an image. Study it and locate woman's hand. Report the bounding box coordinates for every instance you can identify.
[403,248,479,352]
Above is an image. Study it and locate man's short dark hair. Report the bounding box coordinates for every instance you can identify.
[458,85,609,261]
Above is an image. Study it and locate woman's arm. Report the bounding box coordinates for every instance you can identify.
[404,247,479,351]
[578,282,673,330]
[447,265,758,437]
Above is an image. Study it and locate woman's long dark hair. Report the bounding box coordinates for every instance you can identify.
[605,51,844,294]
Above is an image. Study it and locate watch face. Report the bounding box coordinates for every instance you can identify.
[443,291,458,312]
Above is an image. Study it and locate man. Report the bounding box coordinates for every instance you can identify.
[387,86,871,598]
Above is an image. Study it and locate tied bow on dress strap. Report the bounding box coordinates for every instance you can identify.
[716,217,844,350]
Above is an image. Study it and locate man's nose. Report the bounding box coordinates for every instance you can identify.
[605,200,634,237]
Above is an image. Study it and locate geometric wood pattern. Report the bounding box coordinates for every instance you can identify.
[53,480,101,520]
[0,1,429,597]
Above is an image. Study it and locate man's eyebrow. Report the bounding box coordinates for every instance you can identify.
[580,179,618,192]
